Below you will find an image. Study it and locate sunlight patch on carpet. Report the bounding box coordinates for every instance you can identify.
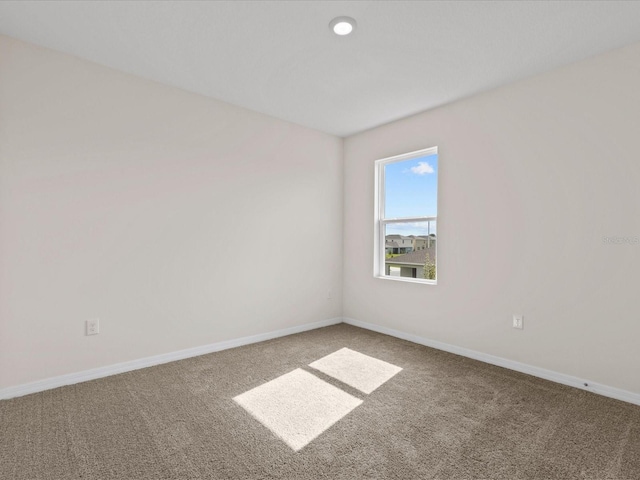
[233,368,363,451]
[309,347,402,394]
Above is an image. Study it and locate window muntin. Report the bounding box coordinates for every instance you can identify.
[374,147,438,284]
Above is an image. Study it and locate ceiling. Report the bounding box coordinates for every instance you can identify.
[2,1,640,137]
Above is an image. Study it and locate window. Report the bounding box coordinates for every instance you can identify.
[374,147,438,284]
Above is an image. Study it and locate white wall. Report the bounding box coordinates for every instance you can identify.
[4,32,640,398]
[343,42,640,395]
[0,36,343,389]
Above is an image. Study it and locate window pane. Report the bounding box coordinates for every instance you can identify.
[384,221,436,280]
[384,153,438,219]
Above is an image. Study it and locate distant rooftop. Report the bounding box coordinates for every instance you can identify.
[386,247,436,265]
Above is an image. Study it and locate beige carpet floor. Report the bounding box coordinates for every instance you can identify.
[2,323,640,479]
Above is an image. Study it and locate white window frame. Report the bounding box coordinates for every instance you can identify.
[374,146,438,285]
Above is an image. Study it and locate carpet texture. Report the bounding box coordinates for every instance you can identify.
[2,323,640,479]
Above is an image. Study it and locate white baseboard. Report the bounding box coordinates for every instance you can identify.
[5,316,639,407]
[343,317,640,407]
[0,317,342,400]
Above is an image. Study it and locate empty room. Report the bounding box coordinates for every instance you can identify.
[2,1,640,479]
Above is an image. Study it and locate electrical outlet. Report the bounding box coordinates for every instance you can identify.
[513,314,524,330]
[86,318,100,336]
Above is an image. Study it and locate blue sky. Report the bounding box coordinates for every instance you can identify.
[385,153,437,235]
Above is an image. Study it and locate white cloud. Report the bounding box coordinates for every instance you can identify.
[410,162,434,175]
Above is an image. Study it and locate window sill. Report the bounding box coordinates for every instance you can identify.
[374,275,437,286]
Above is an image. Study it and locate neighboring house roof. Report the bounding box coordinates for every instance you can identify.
[386,247,436,266]
[385,241,399,248]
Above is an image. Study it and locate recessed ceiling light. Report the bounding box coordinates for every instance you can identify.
[329,16,356,36]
